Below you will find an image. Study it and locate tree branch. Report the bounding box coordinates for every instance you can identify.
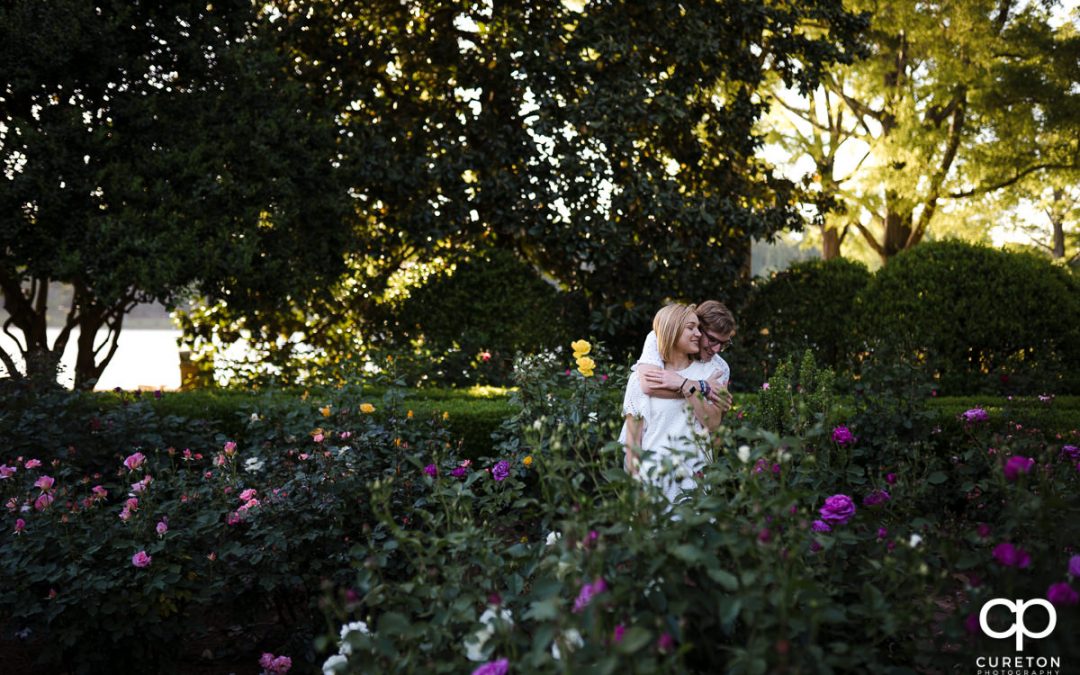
[0,342,21,379]
[854,220,886,257]
[947,163,1079,199]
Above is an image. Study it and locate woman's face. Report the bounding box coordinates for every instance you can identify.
[675,315,701,356]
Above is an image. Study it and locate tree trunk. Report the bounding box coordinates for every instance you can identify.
[821,226,842,260]
[882,192,914,261]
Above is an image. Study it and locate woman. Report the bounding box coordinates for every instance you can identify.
[622,303,725,504]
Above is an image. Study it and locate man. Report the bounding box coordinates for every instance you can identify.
[634,300,735,413]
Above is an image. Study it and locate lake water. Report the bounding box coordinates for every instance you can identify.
[0,328,183,390]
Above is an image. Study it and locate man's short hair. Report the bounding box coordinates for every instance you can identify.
[696,300,736,336]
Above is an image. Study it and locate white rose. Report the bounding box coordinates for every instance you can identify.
[322,653,348,674]
[464,607,512,661]
[737,445,751,463]
[909,533,923,548]
[551,628,584,660]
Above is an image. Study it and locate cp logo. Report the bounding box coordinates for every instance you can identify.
[979,598,1057,651]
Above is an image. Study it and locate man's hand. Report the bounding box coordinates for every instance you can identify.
[705,372,728,405]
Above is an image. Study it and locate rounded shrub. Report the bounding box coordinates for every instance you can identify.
[388,248,586,386]
[856,240,1080,394]
[730,257,871,390]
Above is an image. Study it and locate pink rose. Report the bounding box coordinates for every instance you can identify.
[34,493,54,511]
[92,485,108,501]
[223,441,237,455]
[14,518,25,534]
[24,459,42,469]
[239,488,257,502]
[34,475,55,493]
[131,550,152,568]
[156,518,169,537]
[0,464,16,479]
[123,452,146,471]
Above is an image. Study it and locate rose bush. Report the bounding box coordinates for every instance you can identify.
[1,341,1077,672]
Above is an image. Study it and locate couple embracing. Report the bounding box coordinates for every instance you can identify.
[621,301,736,504]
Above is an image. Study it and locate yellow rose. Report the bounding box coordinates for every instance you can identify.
[523,455,533,467]
[407,409,414,419]
[442,411,450,421]
[571,339,591,357]
[359,403,375,414]
[576,356,596,377]
[319,405,332,418]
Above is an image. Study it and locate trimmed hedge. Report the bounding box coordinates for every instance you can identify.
[856,240,1080,395]
[730,257,871,391]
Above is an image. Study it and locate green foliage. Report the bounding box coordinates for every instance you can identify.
[733,258,871,387]
[751,350,837,437]
[856,240,1080,394]
[0,0,354,388]
[762,0,1079,262]
[3,351,1080,671]
[175,0,870,381]
[379,249,587,387]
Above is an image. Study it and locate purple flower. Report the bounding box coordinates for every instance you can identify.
[1003,456,1035,482]
[613,624,626,643]
[1047,582,1079,607]
[862,489,891,507]
[471,659,509,675]
[885,472,897,485]
[1061,445,1080,461]
[976,523,992,538]
[811,520,832,533]
[831,425,855,446]
[992,542,1031,568]
[657,632,675,652]
[1068,555,1080,578]
[423,463,438,478]
[451,466,468,479]
[818,494,856,525]
[492,461,511,482]
[961,408,989,423]
[964,613,981,635]
[572,578,607,613]
[809,540,822,552]
[877,527,888,539]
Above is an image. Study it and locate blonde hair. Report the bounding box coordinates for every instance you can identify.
[653,303,697,364]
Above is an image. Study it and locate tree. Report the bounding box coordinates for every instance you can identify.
[177,0,869,383]
[762,0,1079,262]
[0,1,354,388]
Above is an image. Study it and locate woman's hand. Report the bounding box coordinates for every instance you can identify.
[624,449,640,477]
[705,372,729,405]
[641,368,686,393]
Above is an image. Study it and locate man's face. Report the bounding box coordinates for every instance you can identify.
[699,327,734,360]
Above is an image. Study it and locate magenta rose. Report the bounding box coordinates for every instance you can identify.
[1003,456,1035,481]
[831,425,856,446]
[1047,582,1079,607]
[131,550,152,568]
[961,408,989,423]
[471,658,509,675]
[1070,555,1080,578]
[992,542,1031,568]
[862,489,890,507]
[423,464,438,477]
[819,494,856,525]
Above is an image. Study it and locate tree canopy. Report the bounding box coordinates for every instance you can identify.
[762,0,1079,261]
[177,0,868,384]
[0,0,355,387]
